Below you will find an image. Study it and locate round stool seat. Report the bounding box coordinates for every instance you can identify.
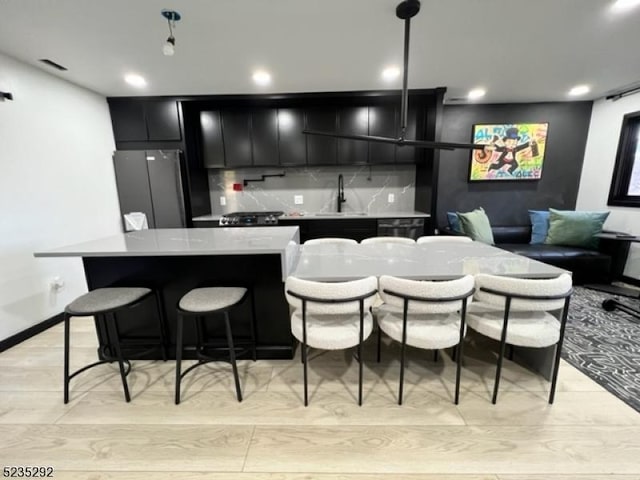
[66,287,151,315]
[179,287,247,313]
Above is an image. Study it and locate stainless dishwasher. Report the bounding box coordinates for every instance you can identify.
[376,218,425,239]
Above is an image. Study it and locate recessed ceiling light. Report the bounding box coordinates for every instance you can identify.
[382,66,401,81]
[252,70,271,86]
[468,88,486,100]
[568,85,590,96]
[124,74,147,88]
[612,0,640,10]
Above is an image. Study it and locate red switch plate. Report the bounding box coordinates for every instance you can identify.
[233,183,243,191]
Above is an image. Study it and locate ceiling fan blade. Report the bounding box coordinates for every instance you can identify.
[302,129,400,145]
[399,139,487,150]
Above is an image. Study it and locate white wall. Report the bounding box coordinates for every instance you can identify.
[0,53,120,341]
[576,93,640,280]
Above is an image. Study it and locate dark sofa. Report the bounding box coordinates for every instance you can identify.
[442,225,614,285]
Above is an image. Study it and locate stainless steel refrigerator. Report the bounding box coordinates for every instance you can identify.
[113,149,191,230]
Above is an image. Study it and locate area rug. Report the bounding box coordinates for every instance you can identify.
[562,286,640,413]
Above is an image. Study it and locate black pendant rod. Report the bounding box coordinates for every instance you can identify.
[400,17,411,140]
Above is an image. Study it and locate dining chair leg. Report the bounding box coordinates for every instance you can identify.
[153,290,169,361]
[249,288,258,361]
[433,350,438,362]
[224,312,242,403]
[455,298,468,405]
[174,313,184,405]
[358,342,363,406]
[302,340,308,407]
[492,299,511,405]
[63,313,71,404]
[398,339,406,406]
[549,297,571,404]
[106,313,131,403]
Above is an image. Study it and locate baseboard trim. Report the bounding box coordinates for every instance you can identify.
[621,275,640,288]
[0,312,64,353]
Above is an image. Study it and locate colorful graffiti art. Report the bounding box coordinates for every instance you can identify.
[469,123,548,181]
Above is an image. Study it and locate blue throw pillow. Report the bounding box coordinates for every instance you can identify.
[528,210,550,244]
[447,211,463,233]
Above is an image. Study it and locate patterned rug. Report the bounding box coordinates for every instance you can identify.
[563,286,640,412]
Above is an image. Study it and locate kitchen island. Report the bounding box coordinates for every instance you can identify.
[35,227,301,359]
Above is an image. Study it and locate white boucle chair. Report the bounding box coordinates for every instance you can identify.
[361,236,416,245]
[417,236,472,244]
[466,273,573,404]
[284,276,378,406]
[304,238,358,245]
[377,275,475,405]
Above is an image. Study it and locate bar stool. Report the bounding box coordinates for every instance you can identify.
[64,287,168,403]
[175,287,257,405]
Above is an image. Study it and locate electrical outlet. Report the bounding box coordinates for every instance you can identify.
[219,196,226,206]
[294,195,304,205]
[388,193,395,203]
[50,276,65,291]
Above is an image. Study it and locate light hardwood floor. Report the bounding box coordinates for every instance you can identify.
[1,318,639,480]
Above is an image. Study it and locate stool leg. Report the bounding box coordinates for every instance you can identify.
[249,288,258,361]
[154,290,169,361]
[63,313,71,404]
[224,312,243,402]
[175,313,184,405]
[106,313,131,402]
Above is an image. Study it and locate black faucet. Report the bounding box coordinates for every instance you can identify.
[337,174,346,213]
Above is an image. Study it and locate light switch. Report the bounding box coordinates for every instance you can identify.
[220,196,226,206]
[388,193,395,203]
[294,195,304,205]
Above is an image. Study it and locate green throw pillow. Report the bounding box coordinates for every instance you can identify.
[457,207,494,245]
[545,209,610,249]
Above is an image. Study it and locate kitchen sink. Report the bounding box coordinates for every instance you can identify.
[314,212,368,216]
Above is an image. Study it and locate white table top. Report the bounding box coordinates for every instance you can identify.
[290,240,568,281]
[34,227,300,257]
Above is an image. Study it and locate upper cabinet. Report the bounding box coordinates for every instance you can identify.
[338,107,369,165]
[277,108,307,166]
[109,99,182,143]
[193,91,438,167]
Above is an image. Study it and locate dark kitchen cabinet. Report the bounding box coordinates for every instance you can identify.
[251,109,279,166]
[368,105,397,164]
[306,107,338,165]
[200,111,225,168]
[221,109,252,167]
[109,98,181,143]
[278,108,306,166]
[396,104,420,164]
[338,107,369,165]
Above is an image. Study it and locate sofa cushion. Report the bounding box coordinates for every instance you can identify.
[446,211,463,233]
[545,209,610,249]
[528,210,550,244]
[457,207,495,245]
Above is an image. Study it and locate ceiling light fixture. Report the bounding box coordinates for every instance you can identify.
[612,0,640,10]
[468,88,486,100]
[382,66,401,82]
[569,85,590,96]
[303,0,484,151]
[161,10,181,56]
[124,74,147,88]
[252,70,272,86]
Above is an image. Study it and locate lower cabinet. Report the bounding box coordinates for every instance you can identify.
[279,219,378,243]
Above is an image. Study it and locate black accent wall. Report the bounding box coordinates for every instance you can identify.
[436,102,593,228]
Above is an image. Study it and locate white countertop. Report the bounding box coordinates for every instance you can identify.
[290,240,568,281]
[192,211,430,222]
[34,227,300,257]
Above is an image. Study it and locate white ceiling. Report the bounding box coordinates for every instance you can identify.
[1,0,639,103]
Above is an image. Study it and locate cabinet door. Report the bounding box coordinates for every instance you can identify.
[112,151,155,228]
[221,110,253,167]
[396,104,419,164]
[306,107,338,165]
[368,105,397,164]
[145,100,182,141]
[278,108,306,166]
[200,111,226,168]
[338,107,369,164]
[109,99,147,142]
[251,109,279,166]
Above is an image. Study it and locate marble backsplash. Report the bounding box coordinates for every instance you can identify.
[207,165,417,215]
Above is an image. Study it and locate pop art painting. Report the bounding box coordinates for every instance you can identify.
[469,123,548,181]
